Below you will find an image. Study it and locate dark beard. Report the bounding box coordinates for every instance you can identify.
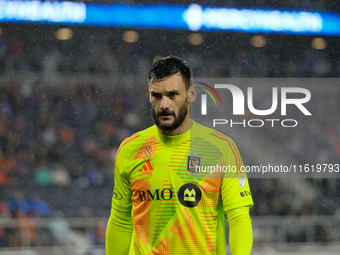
[152,98,189,132]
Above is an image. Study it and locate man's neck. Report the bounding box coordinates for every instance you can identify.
[158,118,192,136]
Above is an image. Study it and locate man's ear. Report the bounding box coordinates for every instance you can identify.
[189,85,197,103]
[148,83,152,103]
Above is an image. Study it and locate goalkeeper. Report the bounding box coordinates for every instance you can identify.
[106,56,253,255]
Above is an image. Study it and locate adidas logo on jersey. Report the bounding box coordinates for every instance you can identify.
[138,160,154,172]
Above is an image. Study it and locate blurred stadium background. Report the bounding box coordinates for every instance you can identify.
[0,0,340,254]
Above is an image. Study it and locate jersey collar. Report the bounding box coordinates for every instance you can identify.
[154,120,196,147]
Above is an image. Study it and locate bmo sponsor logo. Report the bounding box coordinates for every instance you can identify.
[137,183,202,208]
[138,189,173,202]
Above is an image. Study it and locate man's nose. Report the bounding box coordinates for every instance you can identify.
[160,96,170,109]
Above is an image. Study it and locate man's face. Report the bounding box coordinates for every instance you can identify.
[149,74,190,132]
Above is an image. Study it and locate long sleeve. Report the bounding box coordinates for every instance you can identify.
[106,205,134,255]
[106,136,135,255]
[219,136,253,254]
[227,206,253,255]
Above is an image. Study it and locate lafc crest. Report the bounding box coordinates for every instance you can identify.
[187,155,201,173]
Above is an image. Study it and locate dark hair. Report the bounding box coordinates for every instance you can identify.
[148,56,193,90]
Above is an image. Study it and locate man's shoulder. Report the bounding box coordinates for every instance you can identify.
[192,121,238,149]
[117,125,156,156]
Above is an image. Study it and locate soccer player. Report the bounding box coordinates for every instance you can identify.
[106,56,253,255]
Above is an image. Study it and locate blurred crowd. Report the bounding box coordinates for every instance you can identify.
[0,82,149,187]
[0,81,150,247]
[1,24,340,79]
[249,91,340,202]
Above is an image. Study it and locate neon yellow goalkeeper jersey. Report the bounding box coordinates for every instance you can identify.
[111,120,253,255]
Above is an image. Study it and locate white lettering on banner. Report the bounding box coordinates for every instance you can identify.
[184,4,322,32]
[0,0,86,23]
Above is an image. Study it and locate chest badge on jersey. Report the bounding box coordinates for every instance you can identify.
[187,155,201,173]
[144,146,152,158]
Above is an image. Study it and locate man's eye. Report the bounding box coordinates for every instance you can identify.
[169,93,178,97]
[153,94,162,99]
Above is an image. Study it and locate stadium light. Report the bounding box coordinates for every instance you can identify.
[251,35,267,48]
[55,28,73,40]
[123,31,139,43]
[311,37,327,50]
[188,33,203,45]
[153,55,163,63]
